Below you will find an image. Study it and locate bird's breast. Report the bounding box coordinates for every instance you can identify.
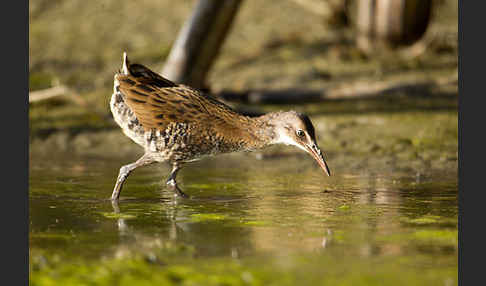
[110,91,146,147]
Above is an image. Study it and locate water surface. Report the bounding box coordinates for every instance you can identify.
[29,111,458,285]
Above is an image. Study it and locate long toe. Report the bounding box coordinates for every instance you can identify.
[167,180,190,199]
[174,186,190,199]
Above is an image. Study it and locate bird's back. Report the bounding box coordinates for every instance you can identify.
[110,54,259,163]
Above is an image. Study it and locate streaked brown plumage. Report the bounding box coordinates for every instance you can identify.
[110,52,330,200]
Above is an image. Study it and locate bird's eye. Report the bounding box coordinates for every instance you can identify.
[296,129,305,137]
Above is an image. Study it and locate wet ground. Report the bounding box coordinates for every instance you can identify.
[29,108,457,285]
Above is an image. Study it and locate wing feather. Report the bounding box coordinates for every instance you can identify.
[115,63,249,141]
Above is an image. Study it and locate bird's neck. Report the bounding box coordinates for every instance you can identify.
[235,113,280,151]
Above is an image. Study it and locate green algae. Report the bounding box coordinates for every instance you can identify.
[338,204,351,211]
[412,229,458,245]
[376,229,458,248]
[30,232,75,241]
[99,212,137,220]
[190,213,229,222]
[30,250,457,286]
[241,220,270,227]
[187,214,273,227]
[402,214,457,226]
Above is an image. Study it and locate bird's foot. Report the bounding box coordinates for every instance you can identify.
[166,179,190,199]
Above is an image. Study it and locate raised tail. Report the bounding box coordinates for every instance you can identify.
[117,52,177,88]
[121,52,130,75]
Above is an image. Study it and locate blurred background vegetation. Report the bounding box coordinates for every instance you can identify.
[29,0,457,153]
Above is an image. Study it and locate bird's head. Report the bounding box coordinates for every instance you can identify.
[268,111,331,176]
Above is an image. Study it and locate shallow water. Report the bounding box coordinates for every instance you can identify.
[29,111,458,285]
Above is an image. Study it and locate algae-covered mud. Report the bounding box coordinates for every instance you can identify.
[29,109,457,285]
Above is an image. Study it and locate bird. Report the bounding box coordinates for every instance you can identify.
[110,52,331,200]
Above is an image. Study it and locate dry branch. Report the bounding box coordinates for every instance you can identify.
[29,85,69,103]
[29,85,109,119]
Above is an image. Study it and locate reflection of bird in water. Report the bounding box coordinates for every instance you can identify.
[111,200,179,241]
[110,52,331,200]
[111,200,129,235]
[110,199,253,258]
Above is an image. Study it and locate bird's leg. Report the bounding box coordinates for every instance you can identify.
[111,153,155,201]
[166,163,189,198]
